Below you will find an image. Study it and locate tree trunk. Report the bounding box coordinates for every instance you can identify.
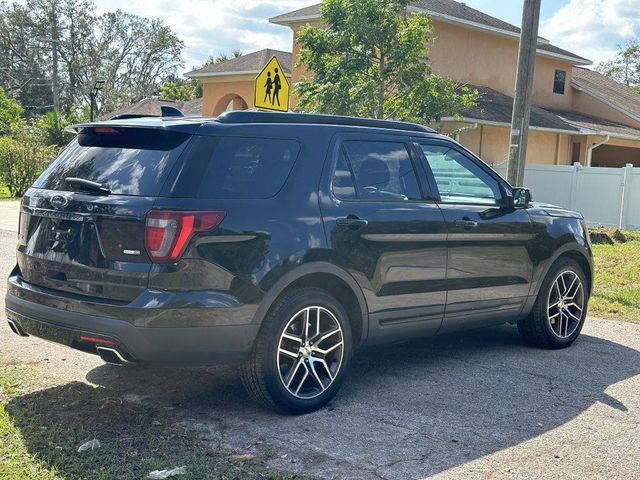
[377,51,385,119]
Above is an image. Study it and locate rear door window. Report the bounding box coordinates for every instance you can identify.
[332,140,421,201]
[171,136,301,199]
[33,127,192,196]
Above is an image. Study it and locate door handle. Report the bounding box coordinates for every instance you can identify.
[454,219,479,228]
[336,215,369,229]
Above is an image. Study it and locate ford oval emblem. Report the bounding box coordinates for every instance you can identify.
[49,194,70,209]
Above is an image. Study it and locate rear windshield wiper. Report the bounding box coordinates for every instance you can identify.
[65,177,112,195]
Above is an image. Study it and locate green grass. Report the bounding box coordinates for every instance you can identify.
[590,229,640,323]
[0,362,302,480]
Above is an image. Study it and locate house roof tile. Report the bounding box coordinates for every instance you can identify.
[270,1,590,64]
[101,97,202,120]
[451,85,640,141]
[572,67,640,122]
[554,110,640,141]
[455,86,580,133]
[184,49,291,78]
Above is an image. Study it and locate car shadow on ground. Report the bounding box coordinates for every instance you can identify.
[7,324,640,479]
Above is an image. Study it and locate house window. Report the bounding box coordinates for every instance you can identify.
[554,70,566,95]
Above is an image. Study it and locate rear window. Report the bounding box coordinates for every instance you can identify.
[33,127,191,196]
[170,136,300,199]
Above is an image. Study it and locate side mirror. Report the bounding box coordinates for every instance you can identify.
[512,187,532,209]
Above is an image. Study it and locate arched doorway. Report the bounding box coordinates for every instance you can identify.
[213,93,249,117]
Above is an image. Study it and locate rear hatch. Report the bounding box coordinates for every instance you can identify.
[17,125,195,302]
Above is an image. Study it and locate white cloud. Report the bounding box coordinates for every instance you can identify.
[94,0,313,73]
[541,0,640,67]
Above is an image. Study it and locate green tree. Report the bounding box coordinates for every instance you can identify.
[34,110,80,146]
[160,81,197,101]
[296,0,478,122]
[597,41,640,92]
[200,49,244,69]
[195,50,244,97]
[0,86,24,134]
[0,0,185,117]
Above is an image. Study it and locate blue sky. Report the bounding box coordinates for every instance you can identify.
[90,0,640,73]
[464,0,570,27]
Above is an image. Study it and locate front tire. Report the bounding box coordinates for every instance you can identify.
[241,287,353,414]
[518,258,589,349]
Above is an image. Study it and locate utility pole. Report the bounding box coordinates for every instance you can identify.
[507,0,542,186]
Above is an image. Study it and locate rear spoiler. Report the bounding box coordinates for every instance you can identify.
[65,106,188,134]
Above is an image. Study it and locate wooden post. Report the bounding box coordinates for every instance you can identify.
[507,0,542,186]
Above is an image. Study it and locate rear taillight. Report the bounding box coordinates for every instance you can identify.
[145,210,226,263]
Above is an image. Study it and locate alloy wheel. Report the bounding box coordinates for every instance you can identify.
[547,270,585,339]
[277,306,344,399]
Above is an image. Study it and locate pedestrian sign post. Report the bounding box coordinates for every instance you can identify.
[254,56,290,112]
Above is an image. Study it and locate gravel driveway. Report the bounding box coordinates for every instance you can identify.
[0,202,638,479]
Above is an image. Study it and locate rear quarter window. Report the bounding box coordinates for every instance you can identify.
[170,136,301,199]
[33,128,191,196]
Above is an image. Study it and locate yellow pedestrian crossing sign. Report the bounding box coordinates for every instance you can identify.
[254,56,290,112]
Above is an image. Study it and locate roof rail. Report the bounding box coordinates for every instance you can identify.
[216,111,436,134]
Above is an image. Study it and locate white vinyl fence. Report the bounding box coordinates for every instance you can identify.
[494,163,640,231]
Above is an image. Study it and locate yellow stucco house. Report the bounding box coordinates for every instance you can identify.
[185,1,640,168]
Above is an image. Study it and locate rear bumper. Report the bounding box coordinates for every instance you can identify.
[5,276,260,364]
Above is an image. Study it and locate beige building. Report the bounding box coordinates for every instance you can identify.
[185,49,291,117]
[187,1,640,168]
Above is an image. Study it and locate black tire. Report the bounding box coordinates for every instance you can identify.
[518,258,589,349]
[241,287,353,414]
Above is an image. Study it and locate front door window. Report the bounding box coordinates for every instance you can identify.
[419,145,502,205]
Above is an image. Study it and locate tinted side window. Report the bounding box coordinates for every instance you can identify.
[420,145,502,205]
[332,149,357,200]
[340,141,421,201]
[171,136,300,199]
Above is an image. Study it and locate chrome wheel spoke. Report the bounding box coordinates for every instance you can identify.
[308,359,325,389]
[282,333,302,344]
[566,302,583,312]
[303,308,310,342]
[279,347,299,359]
[317,358,335,381]
[313,340,343,356]
[294,364,310,395]
[565,309,581,323]
[277,305,344,400]
[547,270,585,339]
[286,358,304,388]
[315,328,341,344]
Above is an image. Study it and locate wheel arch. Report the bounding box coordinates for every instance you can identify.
[535,245,593,297]
[251,262,369,347]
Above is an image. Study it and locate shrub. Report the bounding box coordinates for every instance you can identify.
[0,87,24,136]
[0,136,59,197]
[35,111,81,147]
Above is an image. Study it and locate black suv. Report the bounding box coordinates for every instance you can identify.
[6,111,593,413]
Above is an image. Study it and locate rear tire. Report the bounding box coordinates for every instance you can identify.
[241,287,353,414]
[518,258,589,349]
